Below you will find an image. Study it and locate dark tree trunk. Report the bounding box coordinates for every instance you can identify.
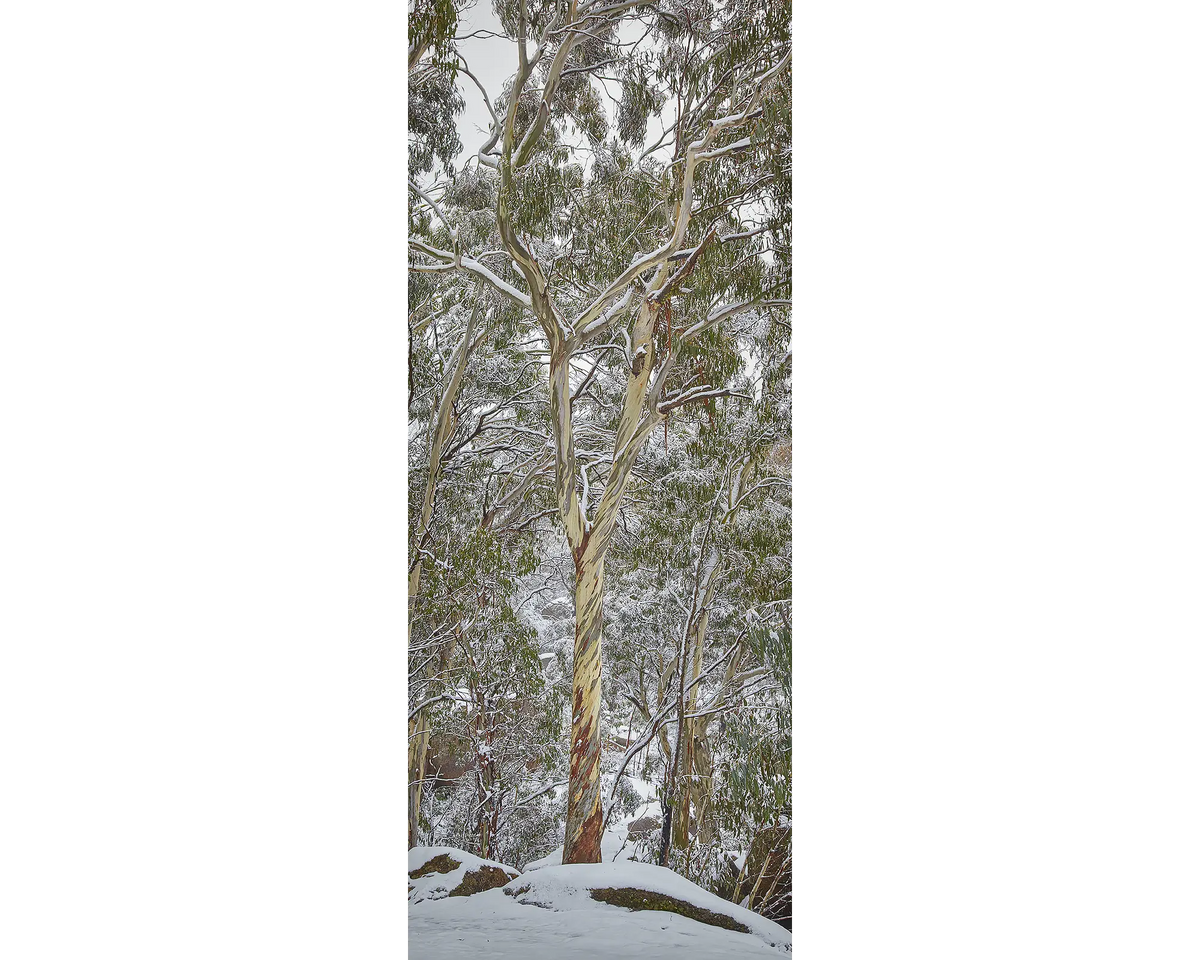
[658,803,673,866]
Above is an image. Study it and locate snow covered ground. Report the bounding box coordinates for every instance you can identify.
[407,782,781,958]
[409,850,791,958]
[410,888,787,959]
[507,861,790,951]
[408,782,782,955]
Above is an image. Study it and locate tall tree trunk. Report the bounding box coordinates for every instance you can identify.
[674,587,714,849]
[676,614,700,849]
[694,728,716,846]
[408,629,455,846]
[558,305,658,863]
[564,546,605,862]
[654,649,677,771]
[693,635,744,850]
[660,609,692,865]
[485,696,500,860]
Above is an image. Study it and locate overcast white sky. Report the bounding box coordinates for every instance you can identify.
[448,1,649,170]
[453,2,519,167]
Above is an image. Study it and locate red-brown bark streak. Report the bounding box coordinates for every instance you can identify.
[564,555,604,863]
[568,798,603,863]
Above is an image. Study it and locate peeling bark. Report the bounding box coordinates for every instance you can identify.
[564,549,605,862]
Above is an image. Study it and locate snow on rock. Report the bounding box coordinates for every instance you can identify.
[502,861,790,954]
[411,886,788,959]
[408,846,520,904]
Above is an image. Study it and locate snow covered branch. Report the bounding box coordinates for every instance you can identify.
[408,691,459,721]
[694,136,754,162]
[647,227,718,306]
[410,240,534,310]
[678,298,790,341]
[571,50,791,336]
[658,387,750,414]
[408,179,453,234]
[507,779,569,812]
[723,477,791,519]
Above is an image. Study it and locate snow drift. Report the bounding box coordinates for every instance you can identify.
[504,860,790,953]
[409,846,791,958]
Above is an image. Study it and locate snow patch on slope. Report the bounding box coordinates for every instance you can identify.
[411,886,788,959]
[408,846,519,903]
[504,861,791,954]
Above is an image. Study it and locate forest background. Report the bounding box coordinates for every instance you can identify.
[407,0,794,925]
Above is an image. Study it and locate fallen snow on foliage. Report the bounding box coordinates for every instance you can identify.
[408,846,519,904]
[505,861,790,953]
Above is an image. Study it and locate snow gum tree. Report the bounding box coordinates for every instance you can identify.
[410,0,791,865]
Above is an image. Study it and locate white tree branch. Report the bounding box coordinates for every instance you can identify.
[408,180,453,234]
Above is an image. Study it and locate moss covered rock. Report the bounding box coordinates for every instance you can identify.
[449,865,519,897]
[589,887,751,934]
[410,853,461,878]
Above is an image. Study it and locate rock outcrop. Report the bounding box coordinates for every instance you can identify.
[408,846,520,904]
